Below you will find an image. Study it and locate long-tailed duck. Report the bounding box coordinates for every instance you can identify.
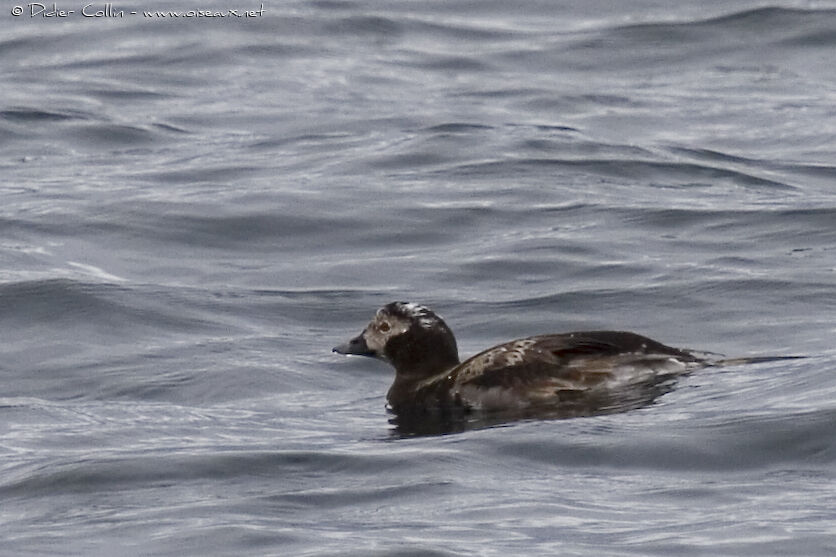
[333,302,711,417]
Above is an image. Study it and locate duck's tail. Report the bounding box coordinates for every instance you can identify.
[710,355,806,367]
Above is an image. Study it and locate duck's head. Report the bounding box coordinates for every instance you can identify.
[333,302,460,378]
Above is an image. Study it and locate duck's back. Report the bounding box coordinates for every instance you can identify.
[416,331,705,412]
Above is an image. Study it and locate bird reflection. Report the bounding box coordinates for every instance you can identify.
[387,377,677,438]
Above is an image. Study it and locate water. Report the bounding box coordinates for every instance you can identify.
[2,0,836,555]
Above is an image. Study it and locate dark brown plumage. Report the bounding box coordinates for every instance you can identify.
[333,302,706,415]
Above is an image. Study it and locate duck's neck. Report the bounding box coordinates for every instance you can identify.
[382,328,460,410]
[386,360,459,411]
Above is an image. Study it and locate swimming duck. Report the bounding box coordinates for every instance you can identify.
[333,302,707,415]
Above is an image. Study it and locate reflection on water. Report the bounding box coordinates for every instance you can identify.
[388,378,679,437]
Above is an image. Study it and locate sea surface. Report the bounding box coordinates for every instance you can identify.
[2,0,836,555]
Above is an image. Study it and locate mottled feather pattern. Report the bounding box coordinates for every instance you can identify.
[335,303,709,414]
[452,333,699,390]
[453,339,540,382]
[388,302,438,330]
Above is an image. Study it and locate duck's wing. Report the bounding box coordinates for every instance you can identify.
[451,331,703,394]
[527,331,702,361]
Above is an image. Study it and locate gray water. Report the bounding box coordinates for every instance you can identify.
[2,1,836,555]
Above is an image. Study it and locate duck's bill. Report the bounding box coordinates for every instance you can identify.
[333,333,375,356]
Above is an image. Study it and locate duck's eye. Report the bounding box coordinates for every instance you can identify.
[379,321,391,333]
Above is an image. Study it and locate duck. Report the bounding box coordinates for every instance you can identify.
[332,301,710,416]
